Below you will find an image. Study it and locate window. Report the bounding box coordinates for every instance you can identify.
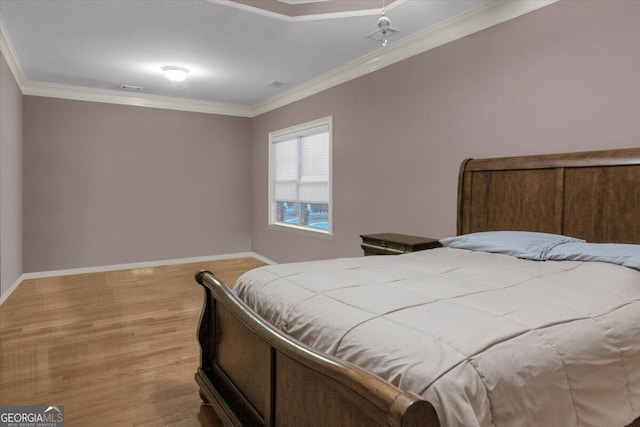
[269,117,332,235]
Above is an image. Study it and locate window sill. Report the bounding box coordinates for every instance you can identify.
[268,223,334,240]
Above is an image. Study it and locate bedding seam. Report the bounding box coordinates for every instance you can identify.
[591,313,637,419]
[530,326,581,426]
[465,358,498,427]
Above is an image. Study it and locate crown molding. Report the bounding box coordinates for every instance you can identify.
[20,80,254,117]
[276,0,331,4]
[1,0,557,118]
[253,0,558,116]
[208,0,406,22]
[0,15,26,88]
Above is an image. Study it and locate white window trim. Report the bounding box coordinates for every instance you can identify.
[268,116,333,237]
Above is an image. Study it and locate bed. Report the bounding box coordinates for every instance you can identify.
[194,147,640,427]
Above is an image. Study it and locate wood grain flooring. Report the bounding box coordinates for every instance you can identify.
[0,257,266,426]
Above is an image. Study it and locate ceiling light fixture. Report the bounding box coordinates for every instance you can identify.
[161,65,190,82]
[366,0,399,47]
[378,13,391,47]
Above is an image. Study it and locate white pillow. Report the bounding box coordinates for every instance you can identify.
[439,231,585,260]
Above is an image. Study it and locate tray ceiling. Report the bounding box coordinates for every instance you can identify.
[0,0,555,116]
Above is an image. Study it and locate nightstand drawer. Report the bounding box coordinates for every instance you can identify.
[360,233,441,256]
[361,239,407,254]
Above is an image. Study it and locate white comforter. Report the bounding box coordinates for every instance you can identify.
[235,248,640,427]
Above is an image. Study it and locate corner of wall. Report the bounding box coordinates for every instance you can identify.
[0,47,24,299]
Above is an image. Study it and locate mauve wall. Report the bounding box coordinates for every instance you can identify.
[23,97,252,272]
[0,51,23,297]
[251,0,640,263]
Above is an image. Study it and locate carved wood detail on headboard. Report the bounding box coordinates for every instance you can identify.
[457,148,640,244]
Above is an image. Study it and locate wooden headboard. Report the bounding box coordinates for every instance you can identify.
[457,148,640,244]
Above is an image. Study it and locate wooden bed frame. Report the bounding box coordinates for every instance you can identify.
[195,147,640,427]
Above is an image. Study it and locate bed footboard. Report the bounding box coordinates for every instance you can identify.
[194,270,440,427]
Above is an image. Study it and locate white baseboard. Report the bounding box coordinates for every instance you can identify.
[0,251,275,307]
[0,275,24,307]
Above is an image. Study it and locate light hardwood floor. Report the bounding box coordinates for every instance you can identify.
[0,257,266,426]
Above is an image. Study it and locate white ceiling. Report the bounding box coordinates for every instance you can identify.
[0,0,554,116]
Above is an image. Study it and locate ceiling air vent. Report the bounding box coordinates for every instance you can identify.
[119,84,143,91]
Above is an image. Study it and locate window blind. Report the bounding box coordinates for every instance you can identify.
[273,124,329,204]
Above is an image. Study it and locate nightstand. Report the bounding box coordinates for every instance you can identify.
[360,233,442,256]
